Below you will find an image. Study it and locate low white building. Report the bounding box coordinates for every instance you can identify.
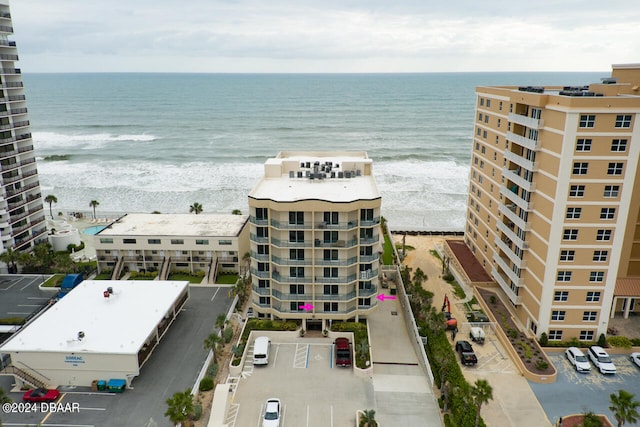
[93,213,250,282]
[0,280,189,388]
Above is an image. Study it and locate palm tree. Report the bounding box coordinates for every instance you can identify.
[610,389,640,427]
[471,379,493,427]
[203,333,223,363]
[0,248,26,274]
[44,194,58,219]
[189,202,203,215]
[359,409,378,427]
[215,313,228,337]
[89,200,100,219]
[164,388,194,427]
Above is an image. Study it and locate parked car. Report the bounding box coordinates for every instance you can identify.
[469,326,486,344]
[23,388,60,402]
[262,398,281,427]
[334,337,352,367]
[246,307,255,318]
[455,340,478,365]
[587,346,616,374]
[630,352,640,368]
[565,347,591,373]
[466,311,490,323]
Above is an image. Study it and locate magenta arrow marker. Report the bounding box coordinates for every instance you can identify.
[376,294,397,302]
[299,303,314,311]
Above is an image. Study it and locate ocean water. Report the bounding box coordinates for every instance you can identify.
[23,72,604,230]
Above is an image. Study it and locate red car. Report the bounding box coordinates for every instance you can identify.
[22,388,60,402]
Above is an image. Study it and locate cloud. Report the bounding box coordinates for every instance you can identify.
[9,0,640,72]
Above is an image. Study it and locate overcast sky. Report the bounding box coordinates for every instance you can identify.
[9,0,640,73]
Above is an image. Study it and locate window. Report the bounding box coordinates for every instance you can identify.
[478,113,483,121]
[480,98,484,106]
[569,185,585,197]
[566,207,582,219]
[256,227,269,238]
[147,239,161,244]
[324,284,339,295]
[255,207,268,221]
[258,279,270,288]
[600,208,615,220]
[195,239,209,245]
[604,185,620,198]
[573,162,588,175]
[257,262,269,272]
[360,208,374,222]
[563,229,578,240]
[289,230,304,242]
[593,250,608,262]
[557,271,572,282]
[579,114,595,128]
[486,99,491,107]
[323,249,338,261]
[551,311,566,321]
[323,211,339,225]
[359,281,372,290]
[548,330,563,341]
[586,291,601,302]
[290,249,304,260]
[290,284,305,294]
[611,139,628,152]
[589,271,604,282]
[290,267,304,278]
[615,114,632,128]
[170,239,184,245]
[323,267,338,278]
[290,302,304,312]
[218,240,232,245]
[358,298,371,307]
[607,162,624,175]
[289,211,304,225]
[596,229,612,241]
[576,138,592,151]
[324,230,338,243]
[123,238,137,244]
[554,291,569,302]
[580,331,595,341]
[583,311,598,322]
[324,302,338,312]
[100,238,114,244]
[482,130,487,139]
[560,250,575,261]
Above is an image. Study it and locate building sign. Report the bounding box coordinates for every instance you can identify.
[64,355,85,367]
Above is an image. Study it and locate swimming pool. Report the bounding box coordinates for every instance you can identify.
[82,225,107,235]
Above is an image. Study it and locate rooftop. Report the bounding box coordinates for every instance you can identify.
[0,280,189,355]
[98,213,248,237]
[249,151,381,203]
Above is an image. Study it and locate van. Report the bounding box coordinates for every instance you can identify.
[334,337,352,367]
[253,336,271,365]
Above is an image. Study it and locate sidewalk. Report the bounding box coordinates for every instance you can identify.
[396,234,551,427]
[368,289,443,427]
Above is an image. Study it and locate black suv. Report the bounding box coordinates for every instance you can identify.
[455,340,478,365]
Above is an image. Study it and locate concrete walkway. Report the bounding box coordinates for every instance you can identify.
[368,289,443,427]
[396,234,551,427]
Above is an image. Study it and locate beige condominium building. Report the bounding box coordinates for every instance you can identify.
[93,213,249,283]
[466,63,640,341]
[248,151,382,331]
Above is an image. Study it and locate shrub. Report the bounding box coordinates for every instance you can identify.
[442,273,454,282]
[598,333,607,347]
[489,295,497,304]
[193,403,203,421]
[535,360,549,370]
[199,377,214,392]
[607,335,633,349]
[508,329,518,339]
[207,363,219,378]
[223,327,233,343]
[539,332,548,346]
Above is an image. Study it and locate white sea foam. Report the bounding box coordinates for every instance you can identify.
[32,132,157,150]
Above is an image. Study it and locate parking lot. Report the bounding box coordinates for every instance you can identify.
[1,286,232,427]
[530,351,640,424]
[230,336,375,427]
[0,274,55,321]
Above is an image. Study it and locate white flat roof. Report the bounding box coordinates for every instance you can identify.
[99,213,248,237]
[0,280,189,355]
[249,151,381,203]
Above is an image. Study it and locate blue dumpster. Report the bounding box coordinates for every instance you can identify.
[107,379,126,393]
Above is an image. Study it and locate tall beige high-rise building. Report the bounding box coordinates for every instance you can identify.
[248,151,382,331]
[0,0,46,266]
[466,64,640,341]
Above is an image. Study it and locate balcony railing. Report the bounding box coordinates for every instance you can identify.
[271,238,312,248]
[360,217,381,227]
[314,274,357,284]
[508,112,544,130]
[250,251,270,262]
[250,268,271,279]
[503,149,537,172]
[492,254,524,287]
[316,221,358,230]
[249,216,269,225]
[252,285,271,296]
[271,255,311,266]
[506,131,539,151]
[359,254,379,263]
[272,272,312,283]
[495,238,527,269]
[359,235,380,245]
[500,185,533,212]
[313,256,358,266]
[497,221,529,251]
[270,219,312,230]
[249,233,269,243]
[502,168,535,192]
[313,238,358,248]
[491,267,523,305]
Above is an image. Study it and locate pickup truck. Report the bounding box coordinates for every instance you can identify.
[455,340,478,366]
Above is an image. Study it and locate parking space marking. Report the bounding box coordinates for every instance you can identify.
[294,343,309,368]
[273,343,280,366]
[225,403,240,426]
[7,311,31,315]
[210,287,220,301]
[307,404,310,427]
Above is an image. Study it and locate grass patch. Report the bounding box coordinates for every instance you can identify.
[429,249,441,260]
[42,274,65,288]
[93,273,112,280]
[395,243,415,251]
[216,273,239,284]
[167,273,204,284]
[382,233,394,265]
[0,317,25,325]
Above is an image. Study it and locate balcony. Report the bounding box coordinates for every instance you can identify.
[315,290,357,301]
[359,269,378,280]
[359,235,380,245]
[495,238,527,269]
[316,221,358,230]
[250,251,270,262]
[314,256,358,266]
[498,203,528,232]
[508,112,544,130]
[360,217,381,227]
[250,268,271,279]
[271,255,312,266]
[0,26,14,34]
[359,253,380,263]
[507,131,539,151]
[314,274,357,284]
[249,233,269,244]
[497,221,529,251]
[503,168,535,193]
[270,219,312,230]
[252,285,271,296]
[249,216,269,226]
[492,253,524,287]
[0,108,27,117]
[272,272,312,283]
[500,185,533,212]
[271,238,312,248]
[314,238,358,248]
[491,267,523,305]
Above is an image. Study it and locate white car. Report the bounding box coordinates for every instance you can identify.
[587,346,616,374]
[262,398,281,427]
[565,347,590,372]
[630,352,640,368]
